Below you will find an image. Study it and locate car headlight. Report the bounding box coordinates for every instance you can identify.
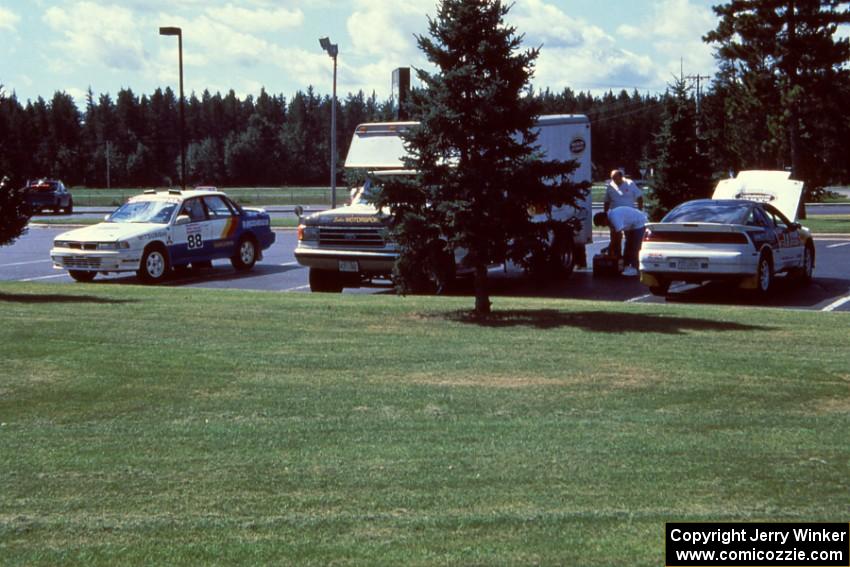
[54,240,70,248]
[96,241,130,250]
[298,225,319,241]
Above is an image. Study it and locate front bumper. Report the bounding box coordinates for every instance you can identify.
[50,248,141,272]
[294,246,397,276]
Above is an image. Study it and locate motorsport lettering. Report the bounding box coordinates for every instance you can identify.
[670,527,848,547]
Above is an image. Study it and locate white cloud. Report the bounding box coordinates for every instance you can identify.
[0,6,21,32]
[205,4,304,32]
[43,2,147,71]
[347,0,430,59]
[508,0,661,92]
[638,0,717,85]
[512,0,586,49]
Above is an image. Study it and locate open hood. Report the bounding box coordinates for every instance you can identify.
[344,122,417,170]
[712,170,804,221]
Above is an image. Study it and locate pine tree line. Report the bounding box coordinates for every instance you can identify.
[1,77,848,191]
[0,83,672,188]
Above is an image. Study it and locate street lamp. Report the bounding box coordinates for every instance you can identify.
[159,26,186,190]
[319,36,338,208]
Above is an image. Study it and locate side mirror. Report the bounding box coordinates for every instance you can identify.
[788,222,801,231]
[175,214,191,226]
[294,205,304,220]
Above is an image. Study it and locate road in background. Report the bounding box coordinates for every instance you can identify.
[29,202,850,224]
[2,226,849,312]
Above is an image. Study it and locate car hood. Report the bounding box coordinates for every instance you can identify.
[56,222,166,242]
[307,203,388,226]
[713,170,804,221]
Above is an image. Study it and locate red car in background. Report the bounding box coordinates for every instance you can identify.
[24,178,73,214]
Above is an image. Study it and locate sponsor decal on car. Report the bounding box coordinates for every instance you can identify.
[244,219,270,228]
[332,216,381,224]
[138,231,167,241]
[221,217,239,238]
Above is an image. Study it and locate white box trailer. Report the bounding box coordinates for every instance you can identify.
[294,114,593,292]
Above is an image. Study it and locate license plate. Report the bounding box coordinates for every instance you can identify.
[339,260,360,273]
[673,259,705,270]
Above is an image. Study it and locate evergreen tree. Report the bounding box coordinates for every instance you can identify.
[651,78,714,220]
[705,0,850,194]
[375,0,585,315]
[0,85,30,246]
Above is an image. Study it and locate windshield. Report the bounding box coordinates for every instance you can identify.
[107,200,178,224]
[352,178,383,205]
[663,200,750,224]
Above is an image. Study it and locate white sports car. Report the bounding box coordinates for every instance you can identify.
[50,188,275,283]
[639,171,814,296]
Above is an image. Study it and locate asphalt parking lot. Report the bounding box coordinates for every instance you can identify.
[3,225,850,312]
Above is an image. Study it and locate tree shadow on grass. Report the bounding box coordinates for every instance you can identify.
[0,292,136,305]
[446,310,774,335]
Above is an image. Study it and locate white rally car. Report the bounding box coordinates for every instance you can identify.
[50,188,275,283]
[639,171,814,296]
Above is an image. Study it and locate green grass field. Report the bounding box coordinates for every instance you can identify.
[802,215,850,234]
[69,187,332,207]
[1,283,848,565]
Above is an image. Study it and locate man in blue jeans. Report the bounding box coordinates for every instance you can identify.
[593,207,648,276]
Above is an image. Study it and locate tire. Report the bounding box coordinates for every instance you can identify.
[309,268,344,293]
[231,236,257,271]
[793,244,814,284]
[530,233,575,281]
[756,252,773,295]
[554,237,575,278]
[648,279,670,296]
[138,245,170,284]
[64,199,73,215]
[69,270,96,283]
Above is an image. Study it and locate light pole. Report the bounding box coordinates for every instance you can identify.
[319,36,338,208]
[159,26,186,190]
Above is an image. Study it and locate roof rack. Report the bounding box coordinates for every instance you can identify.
[144,189,156,194]
[168,189,182,195]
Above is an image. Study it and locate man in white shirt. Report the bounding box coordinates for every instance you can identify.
[604,169,644,213]
[593,207,648,276]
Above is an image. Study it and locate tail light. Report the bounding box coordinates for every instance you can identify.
[643,230,748,244]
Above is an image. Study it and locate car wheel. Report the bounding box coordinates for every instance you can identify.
[553,234,575,278]
[231,236,257,271]
[69,270,96,283]
[138,245,170,284]
[309,268,344,293]
[64,199,73,215]
[756,252,773,295]
[648,279,670,296]
[795,244,814,284]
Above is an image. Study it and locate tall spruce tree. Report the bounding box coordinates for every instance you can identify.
[375,0,585,315]
[0,84,30,246]
[651,78,714,220]
[705,0,850,194]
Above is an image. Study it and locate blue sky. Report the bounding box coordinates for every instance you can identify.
[1,0,734,106]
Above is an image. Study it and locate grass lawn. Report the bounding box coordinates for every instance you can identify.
[69,187,331,207]
[1,283,848,565]
[802,215,850,234]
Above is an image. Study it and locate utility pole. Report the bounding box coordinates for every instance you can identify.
[106,141,111,190]
[685,73,711,115]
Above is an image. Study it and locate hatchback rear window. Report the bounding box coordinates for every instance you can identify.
[662,201,750,224]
